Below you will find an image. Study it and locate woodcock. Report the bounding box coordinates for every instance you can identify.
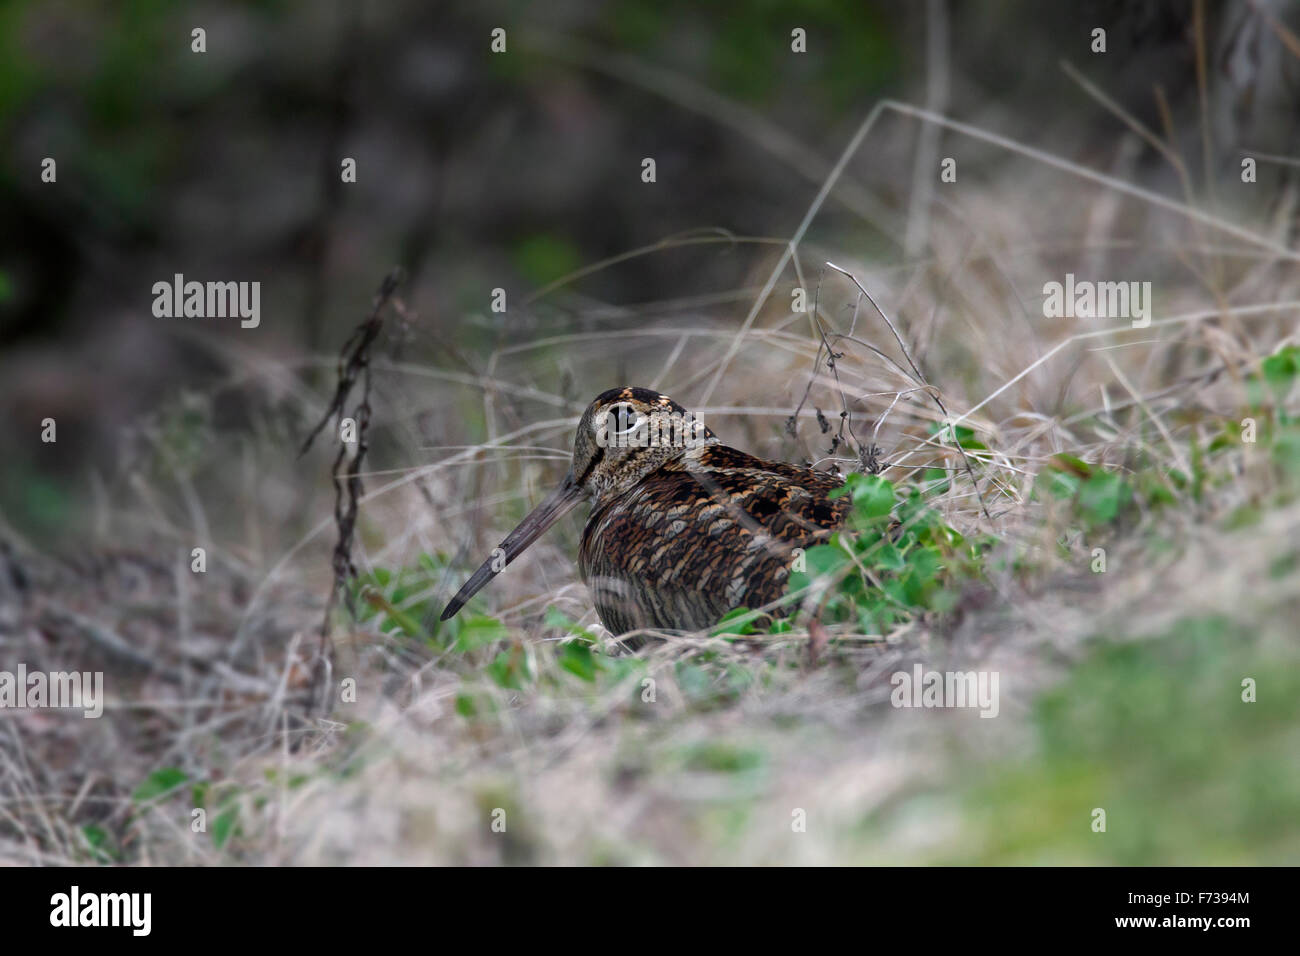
[440,387,850,635]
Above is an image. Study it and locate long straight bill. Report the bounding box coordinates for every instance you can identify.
[440,472,585,621]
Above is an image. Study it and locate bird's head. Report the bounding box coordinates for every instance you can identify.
[571,386,717,502]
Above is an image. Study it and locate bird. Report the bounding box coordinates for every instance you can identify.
[440,386,851,636]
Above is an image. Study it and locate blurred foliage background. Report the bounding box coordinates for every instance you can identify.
[4,0,1296,541]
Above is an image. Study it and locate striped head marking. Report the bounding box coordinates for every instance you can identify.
[571,387,718,503]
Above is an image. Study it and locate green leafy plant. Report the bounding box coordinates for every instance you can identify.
[1261,344,1299,411]
[132,767,188,803]
[79,824,119,864]
[352,553,454,645]
[1036,455,1134,528]
[785,473,986,635]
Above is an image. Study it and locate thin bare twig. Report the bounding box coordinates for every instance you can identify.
[299,267,404,712]
[824,262,993,521]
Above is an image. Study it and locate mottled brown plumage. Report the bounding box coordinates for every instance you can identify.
[441,386,850,634]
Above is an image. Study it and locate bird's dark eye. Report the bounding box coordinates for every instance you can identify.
[593,401,651,449]
[605,402,643,434]
[616,412,645,434]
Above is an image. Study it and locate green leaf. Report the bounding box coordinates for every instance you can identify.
[674,661,713,701]
[1271,426,1300,478]
[133,767,188,803]
[486,647,532,690]
[558,641,600,682]
[81,824,108,850]
[456,614,507,652]
[899,547,942,604]
[897,488,940,535]
[847,473,896,522]
[358,579,428,640]
[544,606,600,643]
[683,742,764,773]
[712,607,757,636]
[871,541,907,572]
[922,467,951,494]
[928,422,987,450]
[787,543,851,596]
[212,804,239,849]
[1262,345,1300,398]
[1041,469,1081,500]
[1136,470,1176,508]
[1078,471,1131,525]
[1048,453,1093,477]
